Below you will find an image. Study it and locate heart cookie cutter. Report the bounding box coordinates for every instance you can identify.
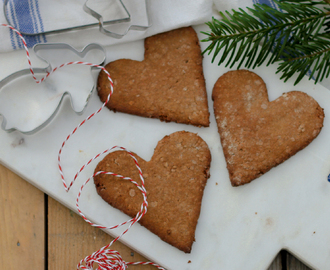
[0,42,106,134]
[3,0,151,38]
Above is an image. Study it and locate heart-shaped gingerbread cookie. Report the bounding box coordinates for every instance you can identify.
[97,27,210,127]
[94,131,211,253]
[212,70,324,186]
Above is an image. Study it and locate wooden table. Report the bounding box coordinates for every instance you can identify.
[0,163,312,269]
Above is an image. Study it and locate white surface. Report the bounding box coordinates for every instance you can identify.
[1,24,330,270]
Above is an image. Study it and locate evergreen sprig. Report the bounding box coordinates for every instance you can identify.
[202,0,330,85]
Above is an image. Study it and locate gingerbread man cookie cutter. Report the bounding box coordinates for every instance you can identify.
[0,42,106,134]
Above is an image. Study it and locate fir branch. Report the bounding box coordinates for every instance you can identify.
[277,35,330,83]
[202,0,330,85]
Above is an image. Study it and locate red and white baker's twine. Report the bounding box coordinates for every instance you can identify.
[2,24,165,270]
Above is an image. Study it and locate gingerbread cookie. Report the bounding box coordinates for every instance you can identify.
[94,131,211,253]
[212,70,324,186]
[97,27,209,127]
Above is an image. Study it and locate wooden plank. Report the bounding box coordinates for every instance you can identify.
[47,196,157,269]
[268,252,282,270]
[286,251,312,270]
[268,250,313,270]
[0,164,45,270]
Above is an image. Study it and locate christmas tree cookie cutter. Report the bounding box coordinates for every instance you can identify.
[0,42,106,134]
[3,0,151,39]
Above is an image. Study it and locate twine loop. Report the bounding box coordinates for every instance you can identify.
[78,248,128,270]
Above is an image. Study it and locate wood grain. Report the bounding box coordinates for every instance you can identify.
[48,196,157,269]
[268,252,282,270]
[286,252,312,270]
[0,164,45,270]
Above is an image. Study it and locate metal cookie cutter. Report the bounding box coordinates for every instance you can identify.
[3,0,151,38]
[84,0,151,39]
[3,0,129,35]
[0,43,106,134]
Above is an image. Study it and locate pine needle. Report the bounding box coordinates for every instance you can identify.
[202,0,330,85]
